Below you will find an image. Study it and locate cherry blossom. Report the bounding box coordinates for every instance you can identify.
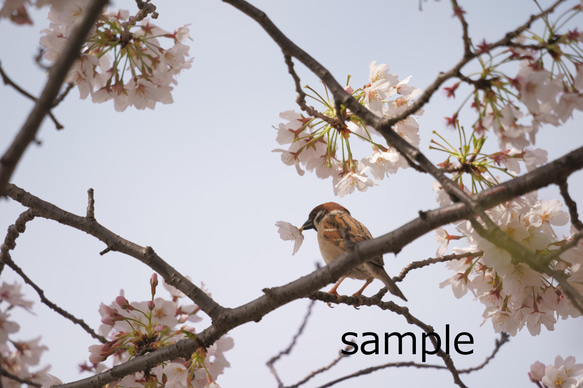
[361,147,401,180]
[532,356,583,388]
[275,221,304,255]
[528,360,546,382]
[273,61,422,196]
[440,193,582,336]
[515,62,561,115]
[39,1,192,111]
[0,311,19,343]
[0,281,34,311]
[0,282,52,387]
[363,60,399,116]
[333,163,376,197]
[88,277,232,386]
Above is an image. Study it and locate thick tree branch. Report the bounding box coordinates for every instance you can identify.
[32,143,583,387]
[222,1,577,314]
[0,0,109,197]
[222,0,564,141]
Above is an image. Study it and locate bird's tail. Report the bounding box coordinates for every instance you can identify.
[379,271,408,302]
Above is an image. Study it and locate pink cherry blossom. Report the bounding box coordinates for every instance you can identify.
[333,163,376,197]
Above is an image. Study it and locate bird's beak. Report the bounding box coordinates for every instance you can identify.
[300,219,314,231]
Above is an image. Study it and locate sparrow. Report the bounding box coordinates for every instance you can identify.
[301,202,407,302]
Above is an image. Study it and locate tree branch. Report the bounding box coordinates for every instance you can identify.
[6,143,583,388]
[1,210,107,343]
[4,184,226,322]
[309,291,467,387]
[395,251,482,282]
[0,61,64,129]
[221,1,580,314]
[267,299,317,387]
[559,180,583,231]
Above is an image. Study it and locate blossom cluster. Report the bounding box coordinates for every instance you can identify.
[85,274,232,388]
[529,356,583,388]
[0,281,60,387]
[430,123,549,195]
[38,0,192,111]
[442,5,583,152]
[433,3,583,338]
[273,60,422,196]
[437,193,583,336]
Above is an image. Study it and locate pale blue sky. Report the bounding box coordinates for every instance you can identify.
[1,0,582,387]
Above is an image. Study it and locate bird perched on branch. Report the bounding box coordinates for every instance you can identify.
[301,202,407,302]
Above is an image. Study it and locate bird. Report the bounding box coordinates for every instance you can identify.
[300,202,407,302]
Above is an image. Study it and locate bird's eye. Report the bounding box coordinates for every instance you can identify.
[314,209,327,225]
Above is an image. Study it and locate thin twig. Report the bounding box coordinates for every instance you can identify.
[5,184,225,322]
[0,365,42,388]
[283,54,342,127]
[86,188,96,219]
[267,299,316,387]
[52,82,75,107]
[540,230,583,265]
[0,210,107,343]
[0,61,64,129]
[286,349,348,388]
[309,291,467,388]
[395,251,482,282]
[450,0,471,58]
[3,255,108,344]
[458,332,510,373]
[559,180,583,231]
[310,332,510,388]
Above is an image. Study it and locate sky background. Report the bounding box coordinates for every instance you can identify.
[1,0,583,387]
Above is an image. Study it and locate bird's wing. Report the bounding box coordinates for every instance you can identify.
[321,212,388,267]
[319,212,372,248]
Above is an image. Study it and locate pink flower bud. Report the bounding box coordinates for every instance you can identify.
[150,273,158,295]
[148,300,155,311]
[115,296,131,310]
[88,352,107,364]
[344,85,354,94]
[88,344,107,364]
[101,315,116,325]
[103,305,118,315]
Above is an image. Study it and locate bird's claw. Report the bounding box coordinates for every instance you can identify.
[351,293,364,309]
[327,290,342,308]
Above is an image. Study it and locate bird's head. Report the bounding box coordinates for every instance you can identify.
[300,202,350,232]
